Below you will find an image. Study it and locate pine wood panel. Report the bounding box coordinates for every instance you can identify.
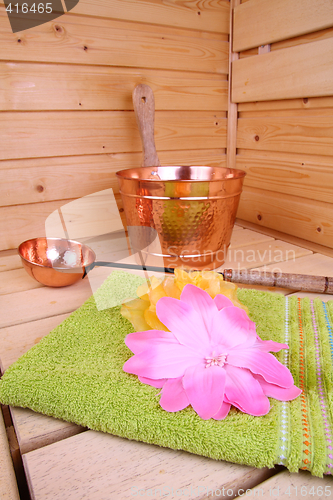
[0,62,228,112]
[233,0,333,51]
[0,199,73,251]
[237,186,333,248]
[0,8,229,74]
[236,150,333,204]
[232,38,333,103]
[226,0,240,169]
[0,196,126,251]
[0,150,226,208]
[238,96,333,112]
[63,0,231,35]
[0,111,227,161]
[237,116,333,156]
[272,26,333,52]
[238,27,333,61]
[22,429,272,500]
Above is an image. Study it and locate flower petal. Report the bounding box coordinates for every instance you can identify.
[227,349,294,388]
[182,364,226,420]
[159,377,190,412]
[255,375,302,401]
[156,296,211,352]
[180,284,217,332]
[123,343,202,380]
[224,365,270,416]
[214,294,234,311]
[138,376,166,388]
[125,330,176,355]
[253,339,289,353]
[210,306,256,349]
[213,401,231,420]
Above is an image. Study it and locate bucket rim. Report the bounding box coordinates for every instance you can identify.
[115,165,246,182]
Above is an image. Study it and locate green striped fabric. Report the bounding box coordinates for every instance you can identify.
[0,271,333,477]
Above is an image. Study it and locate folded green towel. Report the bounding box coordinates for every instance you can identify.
[1,271,333,477]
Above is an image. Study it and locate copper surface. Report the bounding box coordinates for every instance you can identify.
[18,237,96,287]
[116,166,246,270]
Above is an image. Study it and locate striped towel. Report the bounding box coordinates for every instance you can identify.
[0,271,332,477]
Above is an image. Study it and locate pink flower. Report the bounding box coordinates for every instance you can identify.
[123,284,301,420]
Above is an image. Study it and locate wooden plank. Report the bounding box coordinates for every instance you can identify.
[237,28,333,61]
[0,193,126,251]
[272,26,333,52]
[10,407,85,455]
[226,0,240,170]
[0,62,228,112]
[0,268,44,296]
[0,9,229,74]
[0,279,92,329]
[22,429,273,500]
[0,250,21,272]
[224,239,312,271]
[237,186,333,249]
[234,469,333,499]
[62,0,231,35]
[257,253,333,277]
[0,410,20,500]
[229,229,274,249]
[239,108,333,118]
[236,219,333,259]
[237,115,333,156]
[0,313,71,373]
[0,150,226,208]
[236,150,333,204]
[0,199,76,251]
[238,96,333,113]
[232,38,333,102]
[0,111,227,161]
[233,0,333,51]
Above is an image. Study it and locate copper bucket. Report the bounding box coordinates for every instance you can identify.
[116,85,246,270]
[116,165,245,270]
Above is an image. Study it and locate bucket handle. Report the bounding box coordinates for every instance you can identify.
[133,84,161,168]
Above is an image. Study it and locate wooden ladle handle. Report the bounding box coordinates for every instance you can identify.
[132,84,161,168]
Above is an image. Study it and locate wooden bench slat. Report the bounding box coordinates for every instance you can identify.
[0,409,20,500]
[22,429,273,500]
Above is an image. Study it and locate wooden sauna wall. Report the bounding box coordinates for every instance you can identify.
[0,0,230,251]
[232,0,333,249]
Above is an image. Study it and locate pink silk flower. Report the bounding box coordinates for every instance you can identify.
[123,284,301,420]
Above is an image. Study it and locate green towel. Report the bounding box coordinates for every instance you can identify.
[1,270,333,477]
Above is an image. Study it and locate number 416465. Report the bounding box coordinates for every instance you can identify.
[6,3,53,14]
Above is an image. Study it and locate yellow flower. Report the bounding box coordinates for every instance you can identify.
[121,268,248,331]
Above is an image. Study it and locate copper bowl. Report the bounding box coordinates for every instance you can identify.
[18,237,96,287]
[116,166,246,270]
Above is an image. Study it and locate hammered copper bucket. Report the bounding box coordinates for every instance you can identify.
[116,85,246,271]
